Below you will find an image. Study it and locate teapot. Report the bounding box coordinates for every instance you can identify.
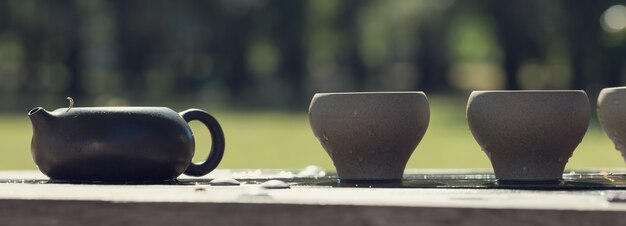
[28,102,225,183]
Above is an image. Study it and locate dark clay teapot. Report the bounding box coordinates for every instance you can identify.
[28,103,225,183]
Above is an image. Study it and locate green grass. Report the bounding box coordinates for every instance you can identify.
[2,95,624,171]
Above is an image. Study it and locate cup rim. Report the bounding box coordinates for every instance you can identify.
[471,90,586,94]
[600,86,626,93]
[313,91,425,97]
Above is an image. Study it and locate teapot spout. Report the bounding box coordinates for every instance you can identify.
[28,107,54,127]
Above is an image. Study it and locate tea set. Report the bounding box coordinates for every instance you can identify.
[25,87,626,185]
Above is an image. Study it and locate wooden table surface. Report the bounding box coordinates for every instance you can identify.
[2,169,626,226]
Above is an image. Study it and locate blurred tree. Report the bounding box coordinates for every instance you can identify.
[488,0,559,90]
[61,0,84,98]
[2,0,626,111]
[565,1,626,91]
[271,0,307,107]
[212,0,254,103]
[10,0,44,93]
[416,2,452,92]
[114,1,164,99]
[0,1,6,36]
[339,0,368,90]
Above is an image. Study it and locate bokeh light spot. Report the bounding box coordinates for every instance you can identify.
[601,5,626,33]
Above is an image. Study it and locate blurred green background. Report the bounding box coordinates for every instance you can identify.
[1,0,626,170]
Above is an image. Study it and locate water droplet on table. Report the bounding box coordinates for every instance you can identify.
[260,179,290,189]
[297,165,326,178]
[238,187,271,200]
[209,177,241,186]
[568,170,576,175]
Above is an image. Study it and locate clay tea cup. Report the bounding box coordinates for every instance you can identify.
[467,90,590,183]
[598,87,626,161]
[309,92,430,182]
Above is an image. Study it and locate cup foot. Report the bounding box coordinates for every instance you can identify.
[496,179,562,186]
[339,178,402,186]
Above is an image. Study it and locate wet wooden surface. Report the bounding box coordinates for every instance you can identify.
[2,169,626,226]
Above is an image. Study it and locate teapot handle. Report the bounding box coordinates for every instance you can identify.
[179,109,225,177]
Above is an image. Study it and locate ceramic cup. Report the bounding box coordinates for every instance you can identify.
[467,90,590,183]
[308,92,430,181]
[598,87,626,161]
